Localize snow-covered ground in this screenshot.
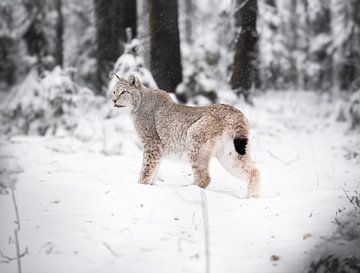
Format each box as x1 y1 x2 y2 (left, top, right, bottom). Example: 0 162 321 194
1 91 359 273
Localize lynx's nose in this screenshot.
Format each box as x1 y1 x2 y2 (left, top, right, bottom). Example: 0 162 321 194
112 98 117 103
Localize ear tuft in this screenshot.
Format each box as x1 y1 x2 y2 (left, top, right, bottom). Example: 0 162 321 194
128 74 136 86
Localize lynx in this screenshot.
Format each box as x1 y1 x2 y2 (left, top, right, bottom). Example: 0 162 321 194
112 75 260 198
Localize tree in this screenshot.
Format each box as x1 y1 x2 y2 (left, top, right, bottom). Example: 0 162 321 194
231 0 258 101
22 0 49 73
184 0 194 44
305 0 332 91
257 0 281 90
54 0 63 67
0 1 17 86
149 0 182 93
332 0 360 91
285 0 298 89
94 0 137 94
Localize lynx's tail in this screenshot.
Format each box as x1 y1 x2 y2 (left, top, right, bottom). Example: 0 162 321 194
233 138 248 155
233 120 249 155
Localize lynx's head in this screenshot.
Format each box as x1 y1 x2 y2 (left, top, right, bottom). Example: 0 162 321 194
112 74 142 111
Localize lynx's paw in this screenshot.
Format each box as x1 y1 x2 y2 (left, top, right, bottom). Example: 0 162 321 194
195 180 210 189
246 168 261 198
138 177 153 185
246 189 260 199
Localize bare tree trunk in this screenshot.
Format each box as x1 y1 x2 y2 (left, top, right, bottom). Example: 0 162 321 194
287 0 298 89
231 0 258 101
149 0 182 93
22 0 48 74
54 0 63 67
185 0 193 44
94 0 137 94
339 0 360 91
137 0 150 68
121 0 137 42
309 0 332 91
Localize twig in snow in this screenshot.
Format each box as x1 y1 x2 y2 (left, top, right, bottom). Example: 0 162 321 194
343 189 360 209
103 242 119 258
200 189 210 273
10 188 23 273
0 248 28 264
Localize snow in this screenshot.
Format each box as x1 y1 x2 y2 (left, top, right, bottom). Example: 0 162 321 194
1 91 359 273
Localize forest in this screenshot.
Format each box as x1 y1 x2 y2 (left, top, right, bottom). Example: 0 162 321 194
0 1 360 273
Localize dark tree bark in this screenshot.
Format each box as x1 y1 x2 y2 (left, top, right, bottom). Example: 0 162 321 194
185 0 193 44
149 0 182 93
94 0 137 94
309 0 332 91
287 0 298 88
122 0 137 41
22 0 48 73
54 0 63 67
231 0 258 101
339 0 360 91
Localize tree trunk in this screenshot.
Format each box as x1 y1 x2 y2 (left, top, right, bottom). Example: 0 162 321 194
231 0 258 101
287 0 298 89
149 0 182 93
340 0 360 91
94 0 137 94
22 0 48 73
121 0 137 42
185 0 193 44
54 0 63 67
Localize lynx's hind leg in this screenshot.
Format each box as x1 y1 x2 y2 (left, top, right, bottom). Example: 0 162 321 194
186 115 226 188
188 144 212 188
216 136 260 198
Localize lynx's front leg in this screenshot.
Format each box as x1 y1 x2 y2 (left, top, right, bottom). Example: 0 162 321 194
139 142 161 185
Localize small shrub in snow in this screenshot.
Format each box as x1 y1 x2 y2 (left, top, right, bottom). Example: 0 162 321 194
348 91 360 129
0 67 99 136
307 191 360 273
107 38 157 98
337 90 360 129
176 36 233 104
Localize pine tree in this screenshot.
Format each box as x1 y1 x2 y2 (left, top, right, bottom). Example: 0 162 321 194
231 0 258 101
54 0 63 67
149 0 182 93
94 0 137 94
305 0 332 91
22 0 49 73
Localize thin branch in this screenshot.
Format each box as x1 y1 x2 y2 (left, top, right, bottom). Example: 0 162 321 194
102 242 119 258
11 189 21 230
11 188 22 273
0 248 28 264
200 189 210 273
234 0 252 13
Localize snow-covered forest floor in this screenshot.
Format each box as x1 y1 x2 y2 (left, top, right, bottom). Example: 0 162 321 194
1 91 359 273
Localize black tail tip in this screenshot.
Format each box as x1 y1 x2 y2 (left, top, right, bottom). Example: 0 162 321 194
234 138 248 155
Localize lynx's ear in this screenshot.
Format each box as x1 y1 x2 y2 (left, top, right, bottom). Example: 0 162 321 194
128 74 141 88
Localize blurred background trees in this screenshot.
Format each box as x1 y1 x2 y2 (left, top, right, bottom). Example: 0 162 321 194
94 0 137 94
231 0 258 103
149 0 182 94
1 0 360 97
